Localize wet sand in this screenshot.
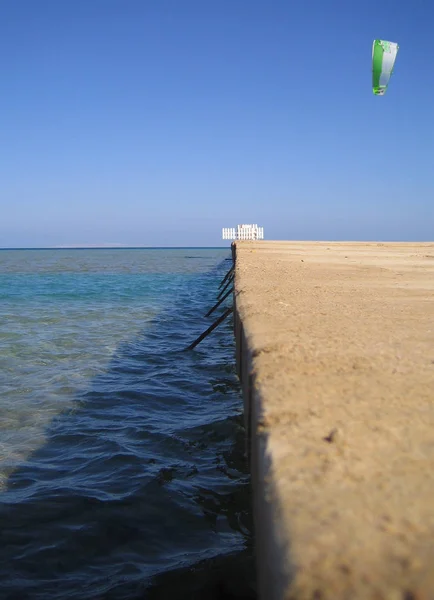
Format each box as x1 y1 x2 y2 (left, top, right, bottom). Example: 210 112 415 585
233 241 434 600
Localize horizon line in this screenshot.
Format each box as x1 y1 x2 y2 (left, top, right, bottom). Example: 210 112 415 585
0 245 231 250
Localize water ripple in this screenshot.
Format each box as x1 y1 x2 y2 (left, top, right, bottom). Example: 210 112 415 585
0 249 255 599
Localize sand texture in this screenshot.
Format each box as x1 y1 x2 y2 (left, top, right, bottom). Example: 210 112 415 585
233 241 434 600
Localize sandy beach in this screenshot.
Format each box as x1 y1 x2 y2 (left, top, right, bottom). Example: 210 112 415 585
234 241 434 600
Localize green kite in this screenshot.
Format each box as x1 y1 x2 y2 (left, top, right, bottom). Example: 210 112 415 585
372 39 399 96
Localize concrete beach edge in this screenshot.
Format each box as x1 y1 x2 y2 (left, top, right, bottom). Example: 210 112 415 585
232 240 434 600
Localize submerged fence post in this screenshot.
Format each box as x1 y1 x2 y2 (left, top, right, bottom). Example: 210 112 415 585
186 307 233 351
205 286 234 318
218 265 234 289
217 274 234 300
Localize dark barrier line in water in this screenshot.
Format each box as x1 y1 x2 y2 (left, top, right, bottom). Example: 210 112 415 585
205 286 234 318
218 273 234 300
218 265 234 289
185 254 236 350
186 307 233 351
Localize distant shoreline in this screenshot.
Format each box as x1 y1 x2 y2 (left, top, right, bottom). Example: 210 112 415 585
0 246 230 251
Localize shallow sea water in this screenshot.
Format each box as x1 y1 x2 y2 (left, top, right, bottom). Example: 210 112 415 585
0 248 255 599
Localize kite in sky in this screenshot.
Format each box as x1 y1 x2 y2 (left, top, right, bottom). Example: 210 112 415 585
372 39 399 96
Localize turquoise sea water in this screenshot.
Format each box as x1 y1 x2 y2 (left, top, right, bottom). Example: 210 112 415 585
0 248 254 599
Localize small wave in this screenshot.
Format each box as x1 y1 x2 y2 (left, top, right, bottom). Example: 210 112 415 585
0 249 254 599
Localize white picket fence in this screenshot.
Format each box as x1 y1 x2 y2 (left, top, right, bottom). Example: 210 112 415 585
222 224 264 240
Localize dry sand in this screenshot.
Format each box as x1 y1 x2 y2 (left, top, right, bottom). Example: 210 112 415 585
233 241 434 600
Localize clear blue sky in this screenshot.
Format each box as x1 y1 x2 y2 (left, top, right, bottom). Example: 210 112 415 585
1 0 433 247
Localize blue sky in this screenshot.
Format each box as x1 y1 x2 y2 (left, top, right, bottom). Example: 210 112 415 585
1 0 433 247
